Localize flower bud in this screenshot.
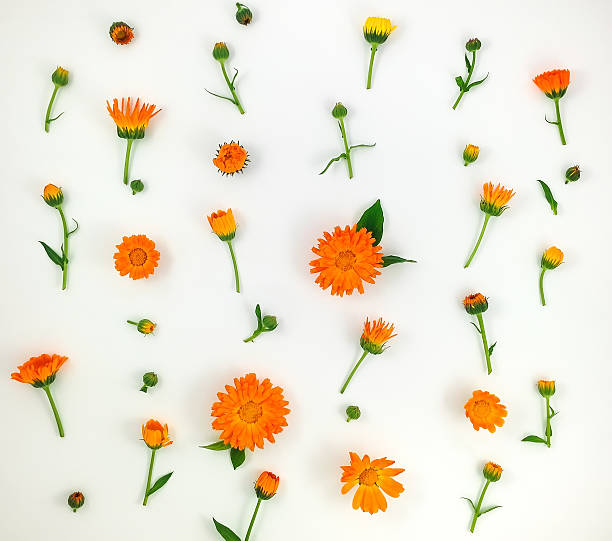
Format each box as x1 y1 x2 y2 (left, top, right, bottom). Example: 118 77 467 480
255 471 279 500
537 380 556 398
235 3 252 25
463 144 479 166
262 315 278 331
346 405 361 422
109 22 134 45
565 165 580 184
463 293 488 315
465 38 482 52
212 42 230 62
68 491 85 512
43 184 64 207
482 462 502 482
141 371 158 392
541 246 563 270
130 179 144 194
332 102 348 119
52 66 69 87
137 319 156 335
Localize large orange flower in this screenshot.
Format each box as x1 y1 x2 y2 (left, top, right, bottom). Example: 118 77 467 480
114 234 160 280
361 317 396 354
213 142 248 176
107 98 160 139
340 452 404 514
11 354 68 387
533 69 570 99
464 390 507 432
480 182 515 216
211 373 290 451
310 225 383 297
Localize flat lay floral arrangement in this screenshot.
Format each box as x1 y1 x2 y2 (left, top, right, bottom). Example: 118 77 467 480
5 1 605 540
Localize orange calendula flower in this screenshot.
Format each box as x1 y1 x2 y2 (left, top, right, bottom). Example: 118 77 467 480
107 98 160 140
109 21 134 45
213 142 249 176
340 452 404 514
467 461 504 532
207 209 240 292
43 183 63 207
539 246 564 306
533 69 570 145
310 225 383 297
114 234 160 280
142 419 173 450
255 471 280 500
463 144 479 166
483 462 502 482
464 390 507 432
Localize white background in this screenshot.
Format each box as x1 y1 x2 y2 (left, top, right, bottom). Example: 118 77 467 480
1 0 611 539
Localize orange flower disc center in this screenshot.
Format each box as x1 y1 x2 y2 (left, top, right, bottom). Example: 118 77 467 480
238 400 263 423
359 468 378 486
335 250 357 271
129 248 148 266
473 400 491 419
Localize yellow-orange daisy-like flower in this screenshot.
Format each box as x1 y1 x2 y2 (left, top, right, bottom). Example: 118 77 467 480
255 471 279 500
480 182 515 216
109 22 134 45
310 225 383 297
43 183 63 207
360 318 396 355
463 293 488 315
208 209 237 241
211 373 290 452
107 98 160 139
142 419 173 450
464 390 507 433
340 452 404 514
533 69 570 99
11 354 68 387
483 462 502 482
213 142 249 176
541 246 564 270
114 234 160 280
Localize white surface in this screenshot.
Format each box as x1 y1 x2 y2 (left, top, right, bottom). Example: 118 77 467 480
1 0 611 539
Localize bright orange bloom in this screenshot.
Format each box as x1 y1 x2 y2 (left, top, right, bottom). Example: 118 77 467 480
541 246 564 269
142 419 173 449
533 69 570 99
114 234 160 280
537 380 556 398
211 373 290 452
255 471 280 500
483 462 502 482
361 318 396 355
480 182 515 216
213 142 249 176
43 184 63 207
465 390 507 433
208 209 237 241
310 225 383 297
463 293 488 315
11 354 68 387
107 98 160 139
109 22 134 45
340 452 404 514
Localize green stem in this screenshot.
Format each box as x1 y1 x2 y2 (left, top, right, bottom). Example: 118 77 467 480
464 213 491 268
338 118 353 179
227 241 240 293
554 98 566 145
545 397 551 447
244 498 262 541
244 329 262 343
123 139 134 185
366 44 378 89
221 62 245 114
340 350 368 394
539 268 547 306
127 320 138 326
476 313 492 374
45 85 59 132
43 385 64 437
470 480 490 533
453 51 476 110
143 448 157 506
58 206 69 290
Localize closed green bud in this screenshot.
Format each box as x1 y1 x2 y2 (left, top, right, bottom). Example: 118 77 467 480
565 165 580 184
52 66 69 87
235 3 252 25
262 315 278 331
68 491 85 512
130 179 144 194
213 42 230 62
346 405 361 422
332 102 348 119
140 371 158 392
465 38 481 52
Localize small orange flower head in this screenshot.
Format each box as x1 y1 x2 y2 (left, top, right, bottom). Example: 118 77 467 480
463 144 479 166
11 354 68 388
541 246 564 270
107 98 160 139
360 317 396 355
483 462 502 483
213 142 249 176
114 234 160 280
480 182 515 216
109 22 134 45
208 209 237 241
43 184 63 207
533 69 570 99
464 390 507 433
538 380 556 398
464 293 488 315
340 452 404 514
68 491 85 512
137 319 156 335
142 419 173 450
255 471 279 500
52 66 69 87
213 42 230 62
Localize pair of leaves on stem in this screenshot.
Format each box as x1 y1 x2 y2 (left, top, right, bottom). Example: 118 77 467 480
39 219 79 269
469 322 497 357
200 440 246 470
146 471 173 497
320 143 376 175
455 53 489 92
462 497 502 516
213 518 241 541
537 180 558 215
205 68 240 106
522 405 559 444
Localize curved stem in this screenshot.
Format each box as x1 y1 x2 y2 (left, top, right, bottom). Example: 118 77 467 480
227 241 240 293
470 480 490 533
340 351 368 394
476 313 492 374
338 118 353 179
45 85 59 132
123 139 134 185
143 448 156 506
554 98 566 145
221 62 245 114
366 45 378 89
539 268 547 306
464 213 491 268
43 385 64 437
244 498 262 541
57 207 69 290
453 51 476 110
244 329 261 343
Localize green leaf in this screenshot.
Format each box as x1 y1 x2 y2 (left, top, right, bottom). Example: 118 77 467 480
230 447 246 469
39 241 64 268
466 73 489 90
488 342 497 356
461 497 476 510
464 53 471 71
522 435 547 444
212 518 242 541
455 75 466 90
549 406 559 418
537 180 558 215
200 441 231 451
356 199 384 246
254 304 263 329
319 152 346 175
470 322 482 334
478 505 502 516
545 423 553 437
146 472 173 496
381 255 416 267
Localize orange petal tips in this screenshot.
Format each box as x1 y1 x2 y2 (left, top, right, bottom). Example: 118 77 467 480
213 141 249 176
109 22 134 45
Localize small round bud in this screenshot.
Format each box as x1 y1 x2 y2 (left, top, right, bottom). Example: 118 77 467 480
235 3 252 25
255 471 279 500
465 38 482 52
537 380 556 398
52 66 69 87
43 184 64 207
262 315 278 331
212 42 230 62
346 405 361 422
565 165 580 184
68 491 85 512
332 102 348 119
137 319 156 335
463 144 479 166
463 293 488 315
482 462 502 483
130 179 144 194
541 246 564 270
141 371 158 392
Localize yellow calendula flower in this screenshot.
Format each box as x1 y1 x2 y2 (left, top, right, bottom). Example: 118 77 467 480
483 462 502 482
463 144 479 166
538 380 556 398
363 17 397 89
207 209 241 292
539 246 564 306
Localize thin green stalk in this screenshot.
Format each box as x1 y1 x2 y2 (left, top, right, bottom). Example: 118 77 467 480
338 118 353 179
539 268 547 306
58 206 69 290
545 397 551 447
143 448 157 506
464 213 491 268
453 51 476 110
340 351 368 394
127 320 138 326
470 480 490 533
43 385 64 437
45 85 59 132
244 330 261 343
366 44 378 89
227 241 240 293
554 98 566 145
123 139 134 185
476 313 492 375
244 498 262 541
220 62 245 114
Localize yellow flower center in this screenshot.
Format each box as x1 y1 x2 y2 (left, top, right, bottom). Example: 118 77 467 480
359 468 378 486
473 400 491 419
335 250 357 271
129 248 148 266
238 400 262 424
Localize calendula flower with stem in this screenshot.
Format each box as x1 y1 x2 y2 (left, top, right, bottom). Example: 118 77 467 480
463 462 503 533
340 318 396 394
539 246 564 306
244 304 278 342
141 419 173 506
206 42 245 114
363 17 397 89
533 69 570 145
207 209 241 293
11 353 68 437
127 318 156 335
39 184 79 290
522 380 558 447
464 293 496 374
464 182 515 268
452 39 488 110
45 67 69 132
320 102 375 180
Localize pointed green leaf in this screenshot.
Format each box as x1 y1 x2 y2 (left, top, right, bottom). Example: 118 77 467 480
461 497 476 510
464 53 471 71
545 423 553 437
470 322 482 334
549 406 559 418
356 199 384 246
522 435 547 444
466 73 489 90
319 153 346 175
455 75 466 90
230 447 246 470
200 441 232 451
255 304 263 329
478 505 502 516
212 518 242 541
146 472 173 496
488 342 497 356
39 241 65 268
537 180 558 215
381 255 416 267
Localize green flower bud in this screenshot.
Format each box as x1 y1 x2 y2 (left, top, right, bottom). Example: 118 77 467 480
235 3 252 25
346 405 361 422
130 179 144 194
262 315 278 331
52 66 69 87
332 102 348 119
213 42 230 62
465 38 481 52
68 491 85 512
141 371 158 392
565 165 580 184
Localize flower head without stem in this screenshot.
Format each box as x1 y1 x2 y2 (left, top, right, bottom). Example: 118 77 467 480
538 380 556 398
109 22 134 45
463 293 488 315
463 144 479 166
565 165 580 184
235 3 252 25
346 405 361 422
255 471 279 500
541 246 564 270
141 372 158 392
68 491 85 512
360 317 396 355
